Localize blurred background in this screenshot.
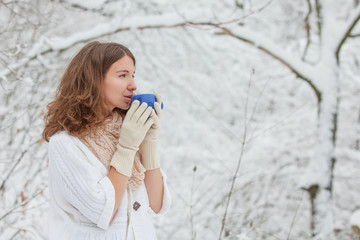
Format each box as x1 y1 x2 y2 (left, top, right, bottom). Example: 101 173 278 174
0 0 359 239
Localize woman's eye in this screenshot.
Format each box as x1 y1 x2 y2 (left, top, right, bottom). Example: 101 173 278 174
119 74 126 78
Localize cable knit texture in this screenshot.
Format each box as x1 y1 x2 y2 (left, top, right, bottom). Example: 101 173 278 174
80 111 146 190
47 131 172 239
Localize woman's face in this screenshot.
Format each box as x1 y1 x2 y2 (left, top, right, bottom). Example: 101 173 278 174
103 55 137 112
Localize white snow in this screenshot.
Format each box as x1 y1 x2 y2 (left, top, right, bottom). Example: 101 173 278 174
0 0 360 240
350 210 360 227
0 10 208 79
225 24 316 85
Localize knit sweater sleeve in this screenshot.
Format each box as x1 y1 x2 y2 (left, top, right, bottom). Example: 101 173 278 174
48 132 115 230
147 168 172 217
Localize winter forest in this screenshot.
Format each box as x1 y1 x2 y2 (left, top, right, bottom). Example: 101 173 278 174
0 0 360 239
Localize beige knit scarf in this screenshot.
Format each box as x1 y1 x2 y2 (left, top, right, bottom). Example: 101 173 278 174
81 111 146 190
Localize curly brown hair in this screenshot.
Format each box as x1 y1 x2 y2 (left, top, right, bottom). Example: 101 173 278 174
42 41 136 142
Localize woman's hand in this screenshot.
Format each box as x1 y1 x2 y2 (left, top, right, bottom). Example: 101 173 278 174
110 100 154 177
118 100 154 150
140 92 163 170
150 92 162 130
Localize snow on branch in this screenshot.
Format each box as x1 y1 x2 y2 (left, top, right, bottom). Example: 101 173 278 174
0 37 51 82
335 4 360 63
217 26 319 93
0 10 203 80
45 11 203 50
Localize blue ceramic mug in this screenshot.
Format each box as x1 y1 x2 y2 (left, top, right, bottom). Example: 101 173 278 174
131 94 164 110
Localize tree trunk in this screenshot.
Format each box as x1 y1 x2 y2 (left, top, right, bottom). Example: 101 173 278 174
302 64 339 239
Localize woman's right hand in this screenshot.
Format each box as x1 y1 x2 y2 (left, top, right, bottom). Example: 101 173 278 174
118 100 154 150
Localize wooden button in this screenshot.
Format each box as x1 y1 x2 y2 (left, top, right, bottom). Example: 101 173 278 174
133 201 141 211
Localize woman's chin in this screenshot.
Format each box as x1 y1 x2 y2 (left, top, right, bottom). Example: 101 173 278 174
118 102 131 110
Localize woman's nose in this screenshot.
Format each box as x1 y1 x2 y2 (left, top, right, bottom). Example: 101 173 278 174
128 78 137 91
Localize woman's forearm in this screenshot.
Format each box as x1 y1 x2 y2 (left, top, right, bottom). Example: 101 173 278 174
108 166 129 222
144 168 164 213
107 166 164 223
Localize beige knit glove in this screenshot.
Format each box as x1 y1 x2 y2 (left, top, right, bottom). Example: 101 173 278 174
110 100 154 177
140 92 162 170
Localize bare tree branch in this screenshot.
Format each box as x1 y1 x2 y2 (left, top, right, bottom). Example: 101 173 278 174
0 186 46 221
194 0 274 27
302 0 313 61
349 32 360 37
355 0 360 7
335 5 360 64
218 73 253 240
190 166 197 240
212 26 321 102
176 5 322 102
0 140 39 192
315 0 322 41
0 149 28 192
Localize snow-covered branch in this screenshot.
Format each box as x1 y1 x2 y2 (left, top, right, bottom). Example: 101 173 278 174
0 11 203 80
45 11 201 50
216 26 320 98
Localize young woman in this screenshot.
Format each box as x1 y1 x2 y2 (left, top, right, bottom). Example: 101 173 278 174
43 41 171 239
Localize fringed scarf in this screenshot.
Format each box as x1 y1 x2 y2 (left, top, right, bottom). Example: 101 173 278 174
81 111 146 190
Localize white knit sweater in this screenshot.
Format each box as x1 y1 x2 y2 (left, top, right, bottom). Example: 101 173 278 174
47 131 171 240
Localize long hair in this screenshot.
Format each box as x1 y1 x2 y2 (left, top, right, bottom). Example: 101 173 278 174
42 41 136 142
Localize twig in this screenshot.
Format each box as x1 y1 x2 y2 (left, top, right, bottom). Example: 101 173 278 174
335 6 360 64
0 149 28 192
0 139 40 192
175 0 274 31
302 0 313 61
314 0 322 42
190 166 197 240
0 186 46 221
9 229 21 240
286 192 304 239
246 100 310 144
218 71 253 240
245 71 270 141
218 139 247 240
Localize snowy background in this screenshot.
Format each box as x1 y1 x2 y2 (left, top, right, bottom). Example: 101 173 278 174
0 0 360 239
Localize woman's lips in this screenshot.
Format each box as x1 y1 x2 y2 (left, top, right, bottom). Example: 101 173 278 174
124 96 132 102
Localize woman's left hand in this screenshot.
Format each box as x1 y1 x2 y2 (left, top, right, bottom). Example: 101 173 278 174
139 92 163 170
150 92 162 130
